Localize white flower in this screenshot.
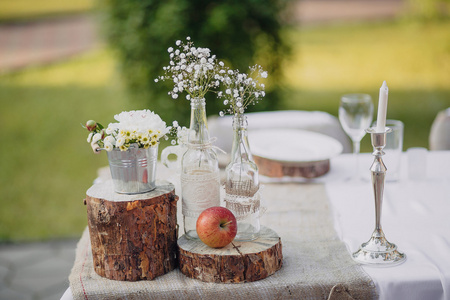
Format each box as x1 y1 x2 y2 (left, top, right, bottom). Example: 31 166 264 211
156 38 223 101
218 64 267 115
104 141 113 152
92 133 102 144
91 142 100 153
106 127 114 135
104 135 116 145
116 137 125 147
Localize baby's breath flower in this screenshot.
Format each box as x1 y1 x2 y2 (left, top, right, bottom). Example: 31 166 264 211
156 37 226 101
217 64 267 116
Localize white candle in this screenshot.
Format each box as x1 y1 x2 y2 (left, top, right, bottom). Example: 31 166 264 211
376 80 389 132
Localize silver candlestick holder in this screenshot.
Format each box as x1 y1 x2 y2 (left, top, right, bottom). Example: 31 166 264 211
352 127 406 266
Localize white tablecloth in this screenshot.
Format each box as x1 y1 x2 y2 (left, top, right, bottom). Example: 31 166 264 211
325 151 450 300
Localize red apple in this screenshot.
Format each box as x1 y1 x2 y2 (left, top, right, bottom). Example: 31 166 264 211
196 206 237 248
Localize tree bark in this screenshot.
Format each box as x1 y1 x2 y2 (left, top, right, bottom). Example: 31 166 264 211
85 180 178 281
178 226 282 283
254 155 330 178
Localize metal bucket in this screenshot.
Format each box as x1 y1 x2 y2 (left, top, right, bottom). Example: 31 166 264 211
107 144 158 194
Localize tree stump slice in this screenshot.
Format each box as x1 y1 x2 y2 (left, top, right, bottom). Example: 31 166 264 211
254 155 330 178
178 226 282 283
85 180 178 281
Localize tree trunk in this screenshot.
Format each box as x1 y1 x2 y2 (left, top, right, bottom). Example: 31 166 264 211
178 226 282 283
254 155 330 178
85 180 178 281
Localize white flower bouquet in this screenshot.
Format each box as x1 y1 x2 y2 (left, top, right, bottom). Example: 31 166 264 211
217 65 267 116
155 37 226 101
84 110 171 153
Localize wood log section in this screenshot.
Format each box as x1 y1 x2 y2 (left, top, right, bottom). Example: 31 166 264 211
178 226 282 283
85 180 178 281
254 155 330 178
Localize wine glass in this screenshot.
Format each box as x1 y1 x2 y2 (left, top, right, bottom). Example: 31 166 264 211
339 94 374 180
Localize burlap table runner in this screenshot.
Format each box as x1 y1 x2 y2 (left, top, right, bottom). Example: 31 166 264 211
69 183 377 299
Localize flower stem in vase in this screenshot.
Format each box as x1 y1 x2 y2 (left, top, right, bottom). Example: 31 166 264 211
181 98 221 240
225 114 261 241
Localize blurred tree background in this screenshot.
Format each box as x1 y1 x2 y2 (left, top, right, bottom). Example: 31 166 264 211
100 0 290 126
0 0 449 241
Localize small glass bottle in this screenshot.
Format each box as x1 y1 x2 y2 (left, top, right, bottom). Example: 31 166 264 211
180 98 221 239
225 114 261 241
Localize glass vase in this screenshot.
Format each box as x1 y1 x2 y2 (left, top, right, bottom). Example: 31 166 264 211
225 114 261 241
181 98 221 240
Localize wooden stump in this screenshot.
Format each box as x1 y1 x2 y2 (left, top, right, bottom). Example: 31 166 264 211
85 180 178 281
254 155 330 178
178 226 282 283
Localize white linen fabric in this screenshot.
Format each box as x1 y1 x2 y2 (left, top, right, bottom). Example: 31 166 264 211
326 151 450 300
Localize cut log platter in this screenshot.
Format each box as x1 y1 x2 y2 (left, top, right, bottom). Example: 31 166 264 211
178 226 282 283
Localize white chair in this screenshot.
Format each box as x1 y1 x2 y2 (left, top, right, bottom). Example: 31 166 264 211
429 108 450 150
208 110 352 153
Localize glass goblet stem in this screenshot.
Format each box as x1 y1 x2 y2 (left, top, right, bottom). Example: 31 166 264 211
352 140 361 180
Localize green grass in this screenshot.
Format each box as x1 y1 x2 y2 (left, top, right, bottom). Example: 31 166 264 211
0 19 449 241
0 0 94 22
0 49 135 240
280 20 450 151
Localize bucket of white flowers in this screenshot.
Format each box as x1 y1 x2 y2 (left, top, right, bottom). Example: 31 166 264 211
84 110 171 194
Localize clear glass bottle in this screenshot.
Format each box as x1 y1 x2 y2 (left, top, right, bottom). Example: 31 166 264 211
225 114 261 241
180 98 221 240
